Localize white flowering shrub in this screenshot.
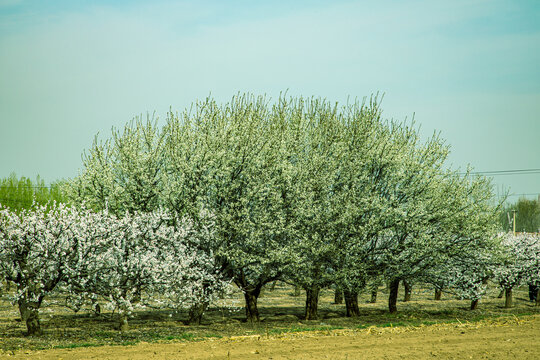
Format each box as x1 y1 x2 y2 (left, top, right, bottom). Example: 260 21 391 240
493 232 540 306
0 202 84 335
423 234 503 310
0 203 226 334
63 208 227 330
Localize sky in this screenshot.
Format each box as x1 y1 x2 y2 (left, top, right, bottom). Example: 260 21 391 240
1 0 539 202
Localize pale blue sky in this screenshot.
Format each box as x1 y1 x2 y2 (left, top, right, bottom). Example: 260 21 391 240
1 0 539 201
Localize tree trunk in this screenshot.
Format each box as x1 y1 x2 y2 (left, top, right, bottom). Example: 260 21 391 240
304 286 320 320
434 288 442 300
293 285 301 297
92 302 101 316
504 287 513 308
344 290 360 317
370 289 377 303
388 279 400 313
535 288 540 307
132 286 141 304
269 281 277 291
403 280 412 302
18 300 42 336
119 313 129 332
334 286 343 304
470 299 479 310
188 301 208 325
244 287 261 322
90 295 101 316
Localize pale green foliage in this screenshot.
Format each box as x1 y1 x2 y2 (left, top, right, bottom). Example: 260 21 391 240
0 173 66 212
163 95 294 293
500 198 540 233
67 115 164 215
68 93 502 316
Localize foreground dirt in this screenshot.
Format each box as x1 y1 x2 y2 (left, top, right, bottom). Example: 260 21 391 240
2 316 539 360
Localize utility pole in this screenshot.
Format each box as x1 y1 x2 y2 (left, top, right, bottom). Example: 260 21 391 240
512 209 517 235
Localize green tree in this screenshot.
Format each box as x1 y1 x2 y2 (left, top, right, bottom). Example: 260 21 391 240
0 173 66 212
67 115 164 215
500 198 540 233
163 95 293 322
68 93 502 320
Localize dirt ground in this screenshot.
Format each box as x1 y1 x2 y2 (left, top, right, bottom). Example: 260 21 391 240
2 316 539 360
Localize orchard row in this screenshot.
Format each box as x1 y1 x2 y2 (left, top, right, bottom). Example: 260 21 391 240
1 202 539 336
2 94 539 335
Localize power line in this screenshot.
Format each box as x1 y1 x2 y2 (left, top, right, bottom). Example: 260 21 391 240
0 185 58 189
501 193 540 197
464 168 540 176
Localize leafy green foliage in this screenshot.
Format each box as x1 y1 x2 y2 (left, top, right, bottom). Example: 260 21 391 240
66 93 502 318
0 173 66 212
500 198 540 233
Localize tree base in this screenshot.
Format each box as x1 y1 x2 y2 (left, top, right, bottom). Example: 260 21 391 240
388 279 400 313
304 287 320 320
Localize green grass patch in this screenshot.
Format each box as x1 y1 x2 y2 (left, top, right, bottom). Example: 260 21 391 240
54 343 100 349
268 325 344 335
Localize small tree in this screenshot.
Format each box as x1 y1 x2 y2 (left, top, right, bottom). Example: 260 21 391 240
0 203 81 335
64 209 226 331
494 233 540 308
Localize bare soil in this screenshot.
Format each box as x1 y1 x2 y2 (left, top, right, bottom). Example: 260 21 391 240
2 316 539 359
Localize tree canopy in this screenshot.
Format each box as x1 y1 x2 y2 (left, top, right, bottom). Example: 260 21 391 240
66 93 502 320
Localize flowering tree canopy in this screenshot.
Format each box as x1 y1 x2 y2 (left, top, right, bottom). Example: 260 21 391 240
66 93 502 320
0 203 226 334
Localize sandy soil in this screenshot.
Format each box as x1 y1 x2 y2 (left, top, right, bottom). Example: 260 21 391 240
2 316 539 360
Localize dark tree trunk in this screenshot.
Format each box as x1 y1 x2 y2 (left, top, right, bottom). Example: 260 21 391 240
470 299 479 310
403 280 412 302
334 286 343 304
92 302 101 316
304 286 320 320
370 289 378 303
132 286 141 304
188 301 209 325
388 279 400 313
536 288 540 307
244 287 261 322
344 290 360 317
504 287 513 308
434 288 442 300
18 300 42 336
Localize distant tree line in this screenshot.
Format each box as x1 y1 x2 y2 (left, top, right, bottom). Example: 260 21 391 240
0 173 66 212
500 197 540 233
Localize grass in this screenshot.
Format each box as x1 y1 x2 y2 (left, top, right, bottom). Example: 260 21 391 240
1 282 539 352
267 325 345 335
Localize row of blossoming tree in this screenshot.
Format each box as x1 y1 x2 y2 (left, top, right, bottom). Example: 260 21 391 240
2 94 539 335
0 204 227 335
